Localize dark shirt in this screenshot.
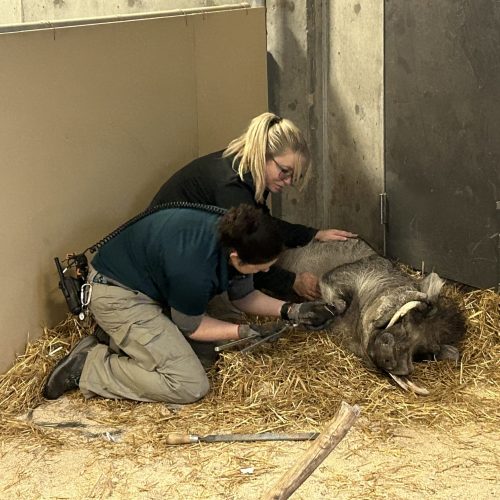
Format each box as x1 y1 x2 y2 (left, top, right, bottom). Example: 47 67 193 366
150 151 318 296
91 208 230 317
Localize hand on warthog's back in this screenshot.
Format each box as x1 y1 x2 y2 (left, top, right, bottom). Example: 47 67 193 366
315 229 358 241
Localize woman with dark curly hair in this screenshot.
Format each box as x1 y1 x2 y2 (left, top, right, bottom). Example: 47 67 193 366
43 204 335 404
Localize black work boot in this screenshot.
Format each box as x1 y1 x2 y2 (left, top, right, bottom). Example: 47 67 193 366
43 336 98 400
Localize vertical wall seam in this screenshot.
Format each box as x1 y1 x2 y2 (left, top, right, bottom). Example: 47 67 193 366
382 0 387 255
191 14 200 157
321 0 329 227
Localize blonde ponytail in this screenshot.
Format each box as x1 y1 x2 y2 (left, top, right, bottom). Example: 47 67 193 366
223 112 311 203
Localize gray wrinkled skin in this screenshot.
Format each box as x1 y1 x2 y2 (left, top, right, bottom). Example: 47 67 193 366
278 240 466 376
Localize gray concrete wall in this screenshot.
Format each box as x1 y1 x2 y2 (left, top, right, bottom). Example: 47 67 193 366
328 0 384 248
267 0 384 250
266 0 320 228
0 1 248 25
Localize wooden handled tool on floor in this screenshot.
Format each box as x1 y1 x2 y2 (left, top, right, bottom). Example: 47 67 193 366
165 431 319 445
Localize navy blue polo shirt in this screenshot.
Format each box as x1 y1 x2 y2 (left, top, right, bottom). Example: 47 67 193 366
91 207 230 316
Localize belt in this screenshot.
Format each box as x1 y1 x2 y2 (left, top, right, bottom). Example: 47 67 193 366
92 273 120 287
92 272 138 294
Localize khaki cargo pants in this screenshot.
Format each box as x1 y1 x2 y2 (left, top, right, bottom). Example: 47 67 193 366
79 267 209 403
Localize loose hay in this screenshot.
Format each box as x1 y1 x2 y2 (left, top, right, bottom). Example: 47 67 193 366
0 286 498 454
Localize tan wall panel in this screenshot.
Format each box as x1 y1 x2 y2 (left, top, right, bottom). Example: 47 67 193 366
0 17 197 373
0 9 267 373
194 8 268 154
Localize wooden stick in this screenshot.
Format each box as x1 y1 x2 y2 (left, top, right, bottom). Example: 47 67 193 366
261 401 361 500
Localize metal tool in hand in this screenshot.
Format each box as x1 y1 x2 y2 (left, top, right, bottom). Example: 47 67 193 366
165 431 319 445
214 321 296 354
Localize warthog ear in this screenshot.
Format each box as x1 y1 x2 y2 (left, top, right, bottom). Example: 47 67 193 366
420 272 444 304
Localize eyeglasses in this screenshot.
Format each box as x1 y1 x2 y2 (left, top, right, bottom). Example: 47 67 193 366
272 158 294 181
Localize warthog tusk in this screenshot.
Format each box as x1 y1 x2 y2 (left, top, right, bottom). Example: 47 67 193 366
389 373 430 396
405 378 430 396
386 301 425 328
389 372 409 391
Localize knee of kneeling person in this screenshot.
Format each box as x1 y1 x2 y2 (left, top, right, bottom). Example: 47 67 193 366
163 371 210 404
186 377 210 403
181 375 210 403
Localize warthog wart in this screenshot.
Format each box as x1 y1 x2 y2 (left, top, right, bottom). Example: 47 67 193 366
278 239 466 394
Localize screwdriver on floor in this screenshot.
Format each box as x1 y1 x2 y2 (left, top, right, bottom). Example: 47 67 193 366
165 431 319 445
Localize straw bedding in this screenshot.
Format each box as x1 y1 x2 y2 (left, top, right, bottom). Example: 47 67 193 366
0 286 498 454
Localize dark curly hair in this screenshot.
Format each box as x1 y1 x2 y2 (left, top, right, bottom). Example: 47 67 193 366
219 204 284 264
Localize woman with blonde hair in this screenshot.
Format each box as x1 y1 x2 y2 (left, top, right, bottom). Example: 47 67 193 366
151 112 356 300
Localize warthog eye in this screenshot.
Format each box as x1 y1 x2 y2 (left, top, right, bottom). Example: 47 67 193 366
427 306 438 317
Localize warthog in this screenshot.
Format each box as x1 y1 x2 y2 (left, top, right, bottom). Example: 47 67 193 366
278 239 466 394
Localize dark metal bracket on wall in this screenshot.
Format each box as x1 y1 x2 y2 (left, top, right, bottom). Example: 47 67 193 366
379 193 387 257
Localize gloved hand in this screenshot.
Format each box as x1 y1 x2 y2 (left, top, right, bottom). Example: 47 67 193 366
238 322 286 340
281 301 336 330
